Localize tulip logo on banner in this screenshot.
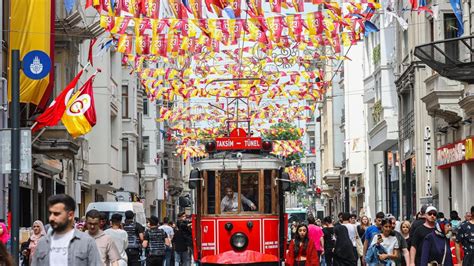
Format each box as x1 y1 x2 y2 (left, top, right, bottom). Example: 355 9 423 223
62 76 97 138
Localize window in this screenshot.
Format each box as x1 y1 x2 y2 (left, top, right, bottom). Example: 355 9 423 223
122 138 129 173
207 171 216 214
264 170 273 214
240 173 259 211
143 96 149 116
219 172 259 213
444 13 459 61
122 85 129 118
142 136 150 163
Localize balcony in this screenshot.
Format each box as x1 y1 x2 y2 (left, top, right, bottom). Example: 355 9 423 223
414 36 474 84
32 127 80 160
459 92 474 118
371 100 383 125
368 116 398 151
421 72 463 123
55 0 104 41
323 170 341 187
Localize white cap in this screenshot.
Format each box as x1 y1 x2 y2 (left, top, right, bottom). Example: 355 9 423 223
426 206 437 213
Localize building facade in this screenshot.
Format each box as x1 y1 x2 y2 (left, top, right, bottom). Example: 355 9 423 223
362 6 400 219
394 0 434 219
320 64 345 217
342 44 369 217
414 2 474 215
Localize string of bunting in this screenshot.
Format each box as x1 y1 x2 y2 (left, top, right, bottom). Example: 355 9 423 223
285 165 307 183
85 0 384 159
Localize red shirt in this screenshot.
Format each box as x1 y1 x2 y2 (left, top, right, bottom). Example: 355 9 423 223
286 239 320 266
450 240 464 264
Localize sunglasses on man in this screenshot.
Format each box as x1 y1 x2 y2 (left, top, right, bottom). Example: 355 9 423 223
427 211 437 217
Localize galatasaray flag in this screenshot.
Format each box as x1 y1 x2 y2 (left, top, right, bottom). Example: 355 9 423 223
9 0 52 105
62 75 97 138
32 69 85 132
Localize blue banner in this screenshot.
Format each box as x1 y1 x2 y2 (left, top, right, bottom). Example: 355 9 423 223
450 0 464 37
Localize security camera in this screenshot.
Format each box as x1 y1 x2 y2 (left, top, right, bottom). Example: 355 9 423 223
236 152 243 159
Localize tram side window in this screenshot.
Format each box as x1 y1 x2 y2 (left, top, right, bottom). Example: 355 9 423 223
264 170 272 214
220 172 239 213
207 171 215 214
240 173 259 212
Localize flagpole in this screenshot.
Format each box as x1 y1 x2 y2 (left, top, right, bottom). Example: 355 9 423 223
30 121 38 130
31 127 47 144
82 61 91 71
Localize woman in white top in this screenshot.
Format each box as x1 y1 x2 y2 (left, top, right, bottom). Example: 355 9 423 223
105 214 129 266
370 219 399 266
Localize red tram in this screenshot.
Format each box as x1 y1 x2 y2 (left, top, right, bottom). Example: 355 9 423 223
188 128 291 265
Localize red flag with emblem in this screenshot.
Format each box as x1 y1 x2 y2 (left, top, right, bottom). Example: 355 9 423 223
32 69 85 132
62 75 97 138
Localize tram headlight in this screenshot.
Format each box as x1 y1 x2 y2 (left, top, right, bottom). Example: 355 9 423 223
230 232 248 251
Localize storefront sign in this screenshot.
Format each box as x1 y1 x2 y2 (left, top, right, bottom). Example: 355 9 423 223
436 136 474 169
424 127 432 174
424 127 432 196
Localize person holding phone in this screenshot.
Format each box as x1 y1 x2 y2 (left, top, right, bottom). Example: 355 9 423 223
368 219 399 265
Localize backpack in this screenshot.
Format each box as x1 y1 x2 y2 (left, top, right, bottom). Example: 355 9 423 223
123 222 141 250
147 228 166 256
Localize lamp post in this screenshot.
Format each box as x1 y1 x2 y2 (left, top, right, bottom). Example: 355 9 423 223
10 49 21 264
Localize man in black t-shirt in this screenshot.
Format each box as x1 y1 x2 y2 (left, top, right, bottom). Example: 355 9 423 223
123 210 145 266
322 216 335 266
143 215 168 265
410 206 436 266
409 204 428 241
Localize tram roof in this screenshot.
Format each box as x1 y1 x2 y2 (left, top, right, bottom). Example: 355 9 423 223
192 153 285 171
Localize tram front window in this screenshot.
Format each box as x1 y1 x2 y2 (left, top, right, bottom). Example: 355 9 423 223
220 187 256 212
220 172 258 213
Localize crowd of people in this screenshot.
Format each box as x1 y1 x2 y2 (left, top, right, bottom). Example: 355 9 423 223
0 194 473 266
286 205 474 266
0 194 193 266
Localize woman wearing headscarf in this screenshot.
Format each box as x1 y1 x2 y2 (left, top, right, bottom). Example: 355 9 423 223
420 219 454 266
0 222 10 245
27 220 46 264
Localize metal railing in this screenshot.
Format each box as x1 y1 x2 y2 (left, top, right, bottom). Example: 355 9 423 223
399 110 414 140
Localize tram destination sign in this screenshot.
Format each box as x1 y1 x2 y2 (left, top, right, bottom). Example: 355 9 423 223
215 137 262 150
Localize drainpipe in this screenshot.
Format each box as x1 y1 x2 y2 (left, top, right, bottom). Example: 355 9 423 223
0 78 7 220
462 0 470 36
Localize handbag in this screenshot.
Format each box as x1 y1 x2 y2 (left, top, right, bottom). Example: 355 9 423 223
355 227 364 257
427 239 447 266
